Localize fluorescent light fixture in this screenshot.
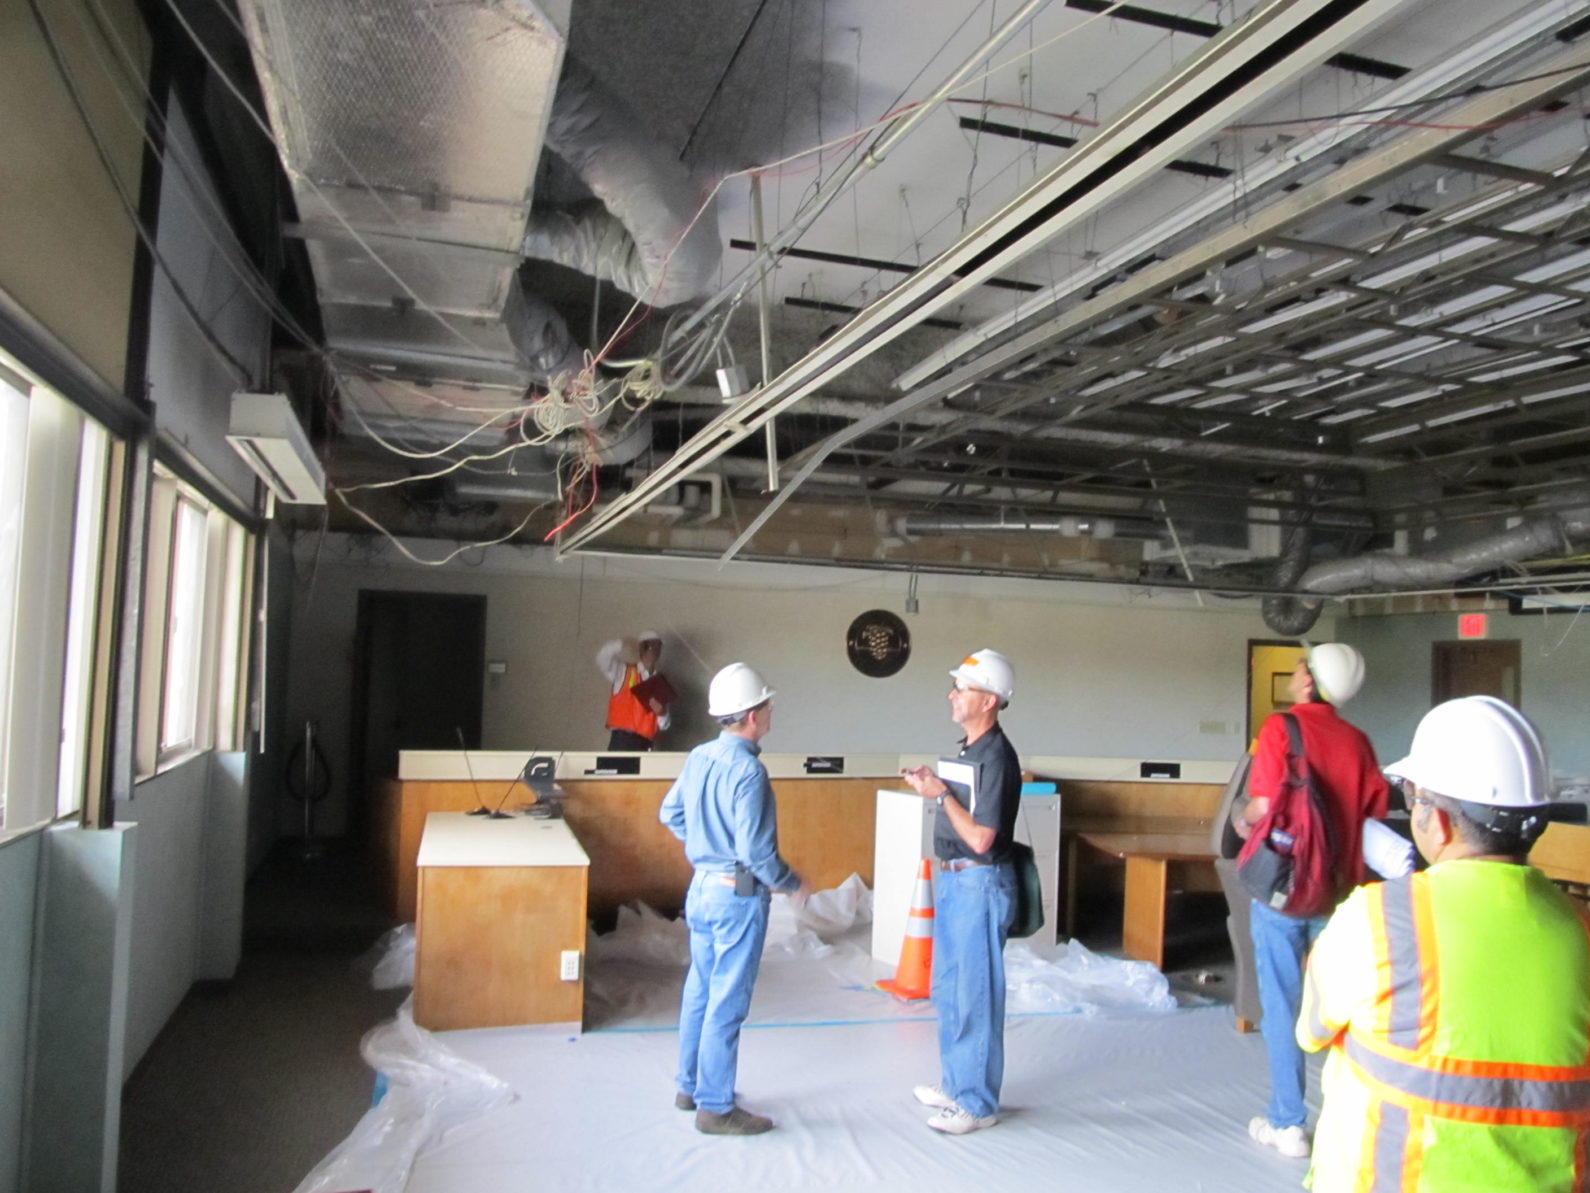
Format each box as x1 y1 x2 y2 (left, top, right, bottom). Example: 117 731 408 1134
226 392 327 505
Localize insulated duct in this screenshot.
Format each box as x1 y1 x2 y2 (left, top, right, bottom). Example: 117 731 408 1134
1299 506 1590 596
523 58 721 308
1261 505 1324 637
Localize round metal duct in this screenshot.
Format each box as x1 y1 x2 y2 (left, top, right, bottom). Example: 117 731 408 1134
846 610 910 678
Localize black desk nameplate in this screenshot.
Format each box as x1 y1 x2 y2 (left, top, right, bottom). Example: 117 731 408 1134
804 756 844 774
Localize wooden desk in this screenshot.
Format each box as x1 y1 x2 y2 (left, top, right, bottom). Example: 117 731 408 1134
413 813 589 1031
1077 828 1216 971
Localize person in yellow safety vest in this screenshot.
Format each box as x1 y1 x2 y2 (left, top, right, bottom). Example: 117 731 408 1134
596 632 671 750
1298 696 1590 1193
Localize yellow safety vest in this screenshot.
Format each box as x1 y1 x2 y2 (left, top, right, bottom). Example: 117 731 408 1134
1299 861 1590 1192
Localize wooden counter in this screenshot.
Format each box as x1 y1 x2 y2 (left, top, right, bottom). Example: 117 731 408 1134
377 775 888 923
413 813 589 1031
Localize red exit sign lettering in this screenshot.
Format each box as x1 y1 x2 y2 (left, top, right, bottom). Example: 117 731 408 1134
1458 612 1488 639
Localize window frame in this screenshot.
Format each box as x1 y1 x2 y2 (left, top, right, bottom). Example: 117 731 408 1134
135 469 255 777
0 366 116 833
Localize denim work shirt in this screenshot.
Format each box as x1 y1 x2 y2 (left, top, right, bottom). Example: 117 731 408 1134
659 732 798 893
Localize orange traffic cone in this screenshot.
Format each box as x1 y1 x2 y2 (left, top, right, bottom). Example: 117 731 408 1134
877 859 935 1000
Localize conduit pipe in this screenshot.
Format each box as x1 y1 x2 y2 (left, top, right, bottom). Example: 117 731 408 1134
893 513 1124 539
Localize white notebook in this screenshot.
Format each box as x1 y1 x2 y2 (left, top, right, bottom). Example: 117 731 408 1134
936 758 977 814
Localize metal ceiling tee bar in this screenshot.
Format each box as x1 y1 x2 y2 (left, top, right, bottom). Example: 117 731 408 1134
855 45 1590 465
558 0 1403 555
896 2 1582 390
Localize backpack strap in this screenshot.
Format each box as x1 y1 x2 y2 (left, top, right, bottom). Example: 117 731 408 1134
1282 711 1345 895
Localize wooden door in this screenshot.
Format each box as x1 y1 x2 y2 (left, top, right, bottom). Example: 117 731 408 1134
350 591 486 844
1431 639 1520 706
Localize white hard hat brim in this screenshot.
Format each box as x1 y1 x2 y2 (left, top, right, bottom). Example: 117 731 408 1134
1385 752 1558 810
637 631 662 643
710 686 776 718
947 664 990 691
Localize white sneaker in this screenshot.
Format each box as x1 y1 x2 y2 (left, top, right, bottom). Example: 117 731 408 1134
927 1105 998 1135
1248 1116 1310 1158
913 1084 956 1110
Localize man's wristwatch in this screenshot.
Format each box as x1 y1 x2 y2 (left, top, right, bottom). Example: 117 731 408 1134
935 791 950 808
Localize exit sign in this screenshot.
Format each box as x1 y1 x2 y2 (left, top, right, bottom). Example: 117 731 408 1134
1458 613 1488 639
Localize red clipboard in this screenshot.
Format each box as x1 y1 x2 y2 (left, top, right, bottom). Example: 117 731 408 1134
629 672 678 707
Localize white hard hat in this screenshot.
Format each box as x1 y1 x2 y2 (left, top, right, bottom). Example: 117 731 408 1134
1385 696 1552 809
1303 641 1365 705
707 662 776 718
637 630 662 644
948 648 1015 705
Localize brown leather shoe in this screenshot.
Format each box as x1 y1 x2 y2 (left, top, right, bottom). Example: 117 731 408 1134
695 1106 773 1135
674 1092 696 1111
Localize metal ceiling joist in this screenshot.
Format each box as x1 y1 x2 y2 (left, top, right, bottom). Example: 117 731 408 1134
556 0 1411 555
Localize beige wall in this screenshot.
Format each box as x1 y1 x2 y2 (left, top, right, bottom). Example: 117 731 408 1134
288 535 1283 837
0 0 148 390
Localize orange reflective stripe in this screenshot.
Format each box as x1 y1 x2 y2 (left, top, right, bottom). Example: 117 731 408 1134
1362 882 1398 1044
1345 1036 1590 1126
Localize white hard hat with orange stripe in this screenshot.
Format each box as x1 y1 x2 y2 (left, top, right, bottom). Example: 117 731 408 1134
948 649 1014 706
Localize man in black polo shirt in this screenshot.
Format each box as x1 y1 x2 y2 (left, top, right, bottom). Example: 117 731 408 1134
900 648 1021 1135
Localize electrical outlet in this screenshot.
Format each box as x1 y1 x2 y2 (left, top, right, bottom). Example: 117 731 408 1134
1199 720 1227 735
560 950 581 982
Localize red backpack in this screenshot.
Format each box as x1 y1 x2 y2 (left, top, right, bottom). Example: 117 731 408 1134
1235 713 1343 918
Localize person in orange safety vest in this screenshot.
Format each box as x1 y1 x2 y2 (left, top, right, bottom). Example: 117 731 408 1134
1299 696 1590 1192
596 632 671 750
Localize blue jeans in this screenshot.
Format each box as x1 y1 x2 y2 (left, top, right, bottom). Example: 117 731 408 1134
676 873 770 1114
1249 899 1326 1129
932 863 1016 1118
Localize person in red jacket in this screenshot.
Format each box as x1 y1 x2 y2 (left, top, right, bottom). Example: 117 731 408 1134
596 632 671 750
1235 641 1389 1159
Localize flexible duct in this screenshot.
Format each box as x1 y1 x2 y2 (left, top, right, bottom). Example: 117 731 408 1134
1261 507 1323 637
503 277 585 383
1299 509 1590 596
523 58 721 308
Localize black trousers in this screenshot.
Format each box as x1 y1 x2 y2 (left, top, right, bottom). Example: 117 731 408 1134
607 728 654 751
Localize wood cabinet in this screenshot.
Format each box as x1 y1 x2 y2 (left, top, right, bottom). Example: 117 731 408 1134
413 813 588 1031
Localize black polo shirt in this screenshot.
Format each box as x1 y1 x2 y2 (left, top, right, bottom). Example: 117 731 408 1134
932 721 1021 864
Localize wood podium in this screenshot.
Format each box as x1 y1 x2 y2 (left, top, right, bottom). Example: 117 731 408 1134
413 812 589 1031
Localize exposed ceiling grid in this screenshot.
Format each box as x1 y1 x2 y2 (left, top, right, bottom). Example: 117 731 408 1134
123 0 1590 610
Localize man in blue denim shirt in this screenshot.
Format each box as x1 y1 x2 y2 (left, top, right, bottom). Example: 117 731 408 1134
900 649 1021 1135
659 662 810 1135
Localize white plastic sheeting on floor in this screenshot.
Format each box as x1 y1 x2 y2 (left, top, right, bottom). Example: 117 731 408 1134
583 875 1179 1030
376 879 1318 1192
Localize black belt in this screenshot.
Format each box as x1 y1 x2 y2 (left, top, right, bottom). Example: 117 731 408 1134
937 857 991 872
